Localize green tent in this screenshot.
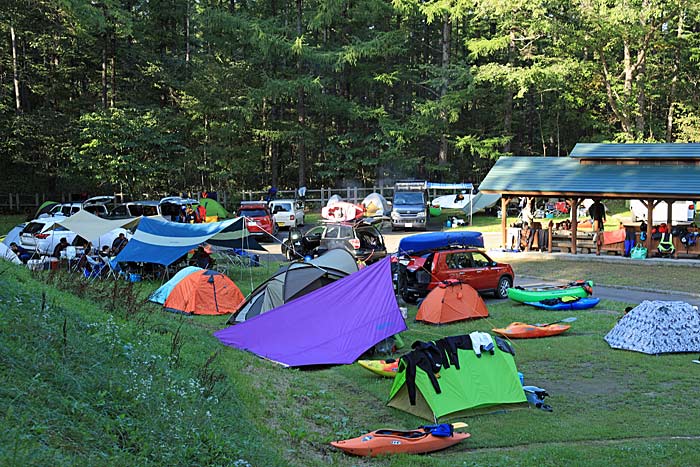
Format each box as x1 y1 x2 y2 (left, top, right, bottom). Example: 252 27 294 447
387 335 526 420
199 198 229 219
35 200 59 218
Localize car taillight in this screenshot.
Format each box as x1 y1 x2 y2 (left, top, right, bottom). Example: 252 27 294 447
290 215 295 220
34 233 49 239
350 238 360 249
689 204 694 210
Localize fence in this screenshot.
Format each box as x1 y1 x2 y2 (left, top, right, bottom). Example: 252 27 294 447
239 186 396 206
0 185 461 213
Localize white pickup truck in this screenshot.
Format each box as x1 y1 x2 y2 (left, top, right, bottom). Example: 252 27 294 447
630 200 696 225
269 199 305 228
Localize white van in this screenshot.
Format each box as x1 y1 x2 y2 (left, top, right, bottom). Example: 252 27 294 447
269 199 305 228
629 200 695 225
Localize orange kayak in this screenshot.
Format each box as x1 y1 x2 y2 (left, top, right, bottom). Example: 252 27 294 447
357 359 399 378
331 424 470 457
492 322 571 339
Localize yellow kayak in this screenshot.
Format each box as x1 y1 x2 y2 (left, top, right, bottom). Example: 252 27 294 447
357 359 399 378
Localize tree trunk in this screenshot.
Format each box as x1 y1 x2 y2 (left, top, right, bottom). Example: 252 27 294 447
185 0 190 66
10 24 21 114
635 58 646 137
102 35 108 109
438 13 451 168
666 11 684 142
110 32 116 108
503 31 515 153
296 0 306 187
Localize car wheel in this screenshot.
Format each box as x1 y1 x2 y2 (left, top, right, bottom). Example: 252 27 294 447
400 291 417 304
495 276 513 299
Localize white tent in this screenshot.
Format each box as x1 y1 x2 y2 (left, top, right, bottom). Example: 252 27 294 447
55 210 141 246
0 243 22 265
604 300 700 354
361 193 390 217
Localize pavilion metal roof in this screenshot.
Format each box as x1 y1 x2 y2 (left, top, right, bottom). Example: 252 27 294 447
570 143 700 159
478 156 700 199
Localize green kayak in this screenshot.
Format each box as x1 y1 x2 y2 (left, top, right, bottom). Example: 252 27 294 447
507 280 594 303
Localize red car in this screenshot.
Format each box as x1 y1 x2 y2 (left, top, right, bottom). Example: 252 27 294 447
237 203 278 241
397 247 514 302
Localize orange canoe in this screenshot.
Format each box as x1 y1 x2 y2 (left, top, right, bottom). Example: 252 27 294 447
331 425 470 457
492 322 571 339
357 359 399 378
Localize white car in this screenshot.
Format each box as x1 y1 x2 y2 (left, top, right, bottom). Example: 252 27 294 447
269 199 305 228
20 218 131 255
630 200 695 225
38 202 83 218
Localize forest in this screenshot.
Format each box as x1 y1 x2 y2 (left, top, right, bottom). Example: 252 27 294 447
1 0 699 195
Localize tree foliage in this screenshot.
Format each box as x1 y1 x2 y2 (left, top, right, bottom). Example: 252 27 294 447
1 0 699 194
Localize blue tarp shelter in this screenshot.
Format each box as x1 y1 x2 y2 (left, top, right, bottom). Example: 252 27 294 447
115 217 262 266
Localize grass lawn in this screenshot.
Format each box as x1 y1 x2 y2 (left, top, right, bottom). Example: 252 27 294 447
0 214 27 237
3 245 700 465
504 255 700 292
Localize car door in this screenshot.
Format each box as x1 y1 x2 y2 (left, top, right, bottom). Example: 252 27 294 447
440 251 473 283
303 226 324 250
469 251 498 291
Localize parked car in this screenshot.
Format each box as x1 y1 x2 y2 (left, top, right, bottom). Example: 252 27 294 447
282 221 387 263
629 200 695 225
20 219 78 254
269 199 305 228
396 247 514 303
83 196 117 217
20 218 131 255
108 201 161 219
38 202 83 218
238 202 278 240
281 225 324 260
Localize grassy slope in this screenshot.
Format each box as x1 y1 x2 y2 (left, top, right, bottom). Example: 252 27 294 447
3 254 700 466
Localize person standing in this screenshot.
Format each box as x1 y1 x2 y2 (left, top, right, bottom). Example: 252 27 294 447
588 199 606 231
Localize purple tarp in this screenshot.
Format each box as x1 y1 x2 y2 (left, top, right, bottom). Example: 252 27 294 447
214 257 407 367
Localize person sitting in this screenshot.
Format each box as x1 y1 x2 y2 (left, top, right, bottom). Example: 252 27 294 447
185 205 196 223
52 237 70 258
9 242 32 263
99 245 111 258
190 245 213 269
111 233 128 255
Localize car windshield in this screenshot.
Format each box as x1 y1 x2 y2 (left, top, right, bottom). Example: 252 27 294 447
394 192 424 205
241 209 268 218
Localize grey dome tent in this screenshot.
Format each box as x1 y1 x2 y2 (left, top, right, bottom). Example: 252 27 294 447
604 300 700 354
229 248 359 323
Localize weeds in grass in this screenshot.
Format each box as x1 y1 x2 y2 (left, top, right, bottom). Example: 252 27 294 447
197 350 228 399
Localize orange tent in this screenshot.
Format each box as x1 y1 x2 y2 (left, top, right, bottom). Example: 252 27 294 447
164 270 244 315
416 280 488 324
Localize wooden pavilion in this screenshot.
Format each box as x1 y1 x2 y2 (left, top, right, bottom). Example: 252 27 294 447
478 143 700 255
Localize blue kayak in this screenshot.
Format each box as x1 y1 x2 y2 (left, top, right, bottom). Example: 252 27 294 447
524 297 601 311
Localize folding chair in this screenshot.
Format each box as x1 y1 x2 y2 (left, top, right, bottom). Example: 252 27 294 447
105 258 124 280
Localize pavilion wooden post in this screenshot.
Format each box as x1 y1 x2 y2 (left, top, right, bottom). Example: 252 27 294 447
570 197 579 254
548 220 553 253
666 200 673 226
646 199 654 251
501 196 509 248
